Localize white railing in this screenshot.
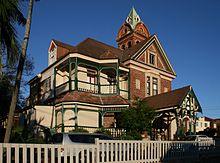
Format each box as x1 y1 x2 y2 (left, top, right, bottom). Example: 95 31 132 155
0 140 216 163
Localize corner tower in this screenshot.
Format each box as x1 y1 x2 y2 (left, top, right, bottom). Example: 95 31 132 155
116 7 150 50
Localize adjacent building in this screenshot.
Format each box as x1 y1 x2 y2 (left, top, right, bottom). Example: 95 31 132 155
27 7 202 140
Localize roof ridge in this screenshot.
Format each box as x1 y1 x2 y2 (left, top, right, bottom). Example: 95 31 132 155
76 37 122 52
52 39 75 49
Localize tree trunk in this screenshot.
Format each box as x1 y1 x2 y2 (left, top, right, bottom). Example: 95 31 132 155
4 0 34 143
0 43 2 80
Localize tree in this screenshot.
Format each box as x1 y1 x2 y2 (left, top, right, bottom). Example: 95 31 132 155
117 98 157 140
0 55 34 127
4 0 34 143
0 0 26 79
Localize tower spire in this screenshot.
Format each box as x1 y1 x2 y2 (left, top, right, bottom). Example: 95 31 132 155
116 7 150 50
126 7 141 30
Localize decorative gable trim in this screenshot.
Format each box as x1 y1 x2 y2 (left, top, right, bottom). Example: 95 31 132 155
48 40 57 53
179 86 202 113
131 35 176 76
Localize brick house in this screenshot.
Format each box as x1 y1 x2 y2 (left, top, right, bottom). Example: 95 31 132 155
28 7 201 140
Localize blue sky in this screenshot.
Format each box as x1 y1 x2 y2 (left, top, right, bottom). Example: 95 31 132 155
19 0 220 118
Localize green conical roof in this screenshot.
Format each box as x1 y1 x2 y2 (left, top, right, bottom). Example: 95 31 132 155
126 7 141 30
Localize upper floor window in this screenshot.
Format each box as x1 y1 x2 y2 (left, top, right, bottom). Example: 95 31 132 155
149 53 155 65
152 78 158 95
108 76 117 94
87 69 97 92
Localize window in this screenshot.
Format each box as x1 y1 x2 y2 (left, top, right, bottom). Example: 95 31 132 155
152 78 158 95
204 123 207 128
87 69 97 92
147 77 150 95
136 79 140 89
149 53 155 65
136 40 140 44
108 76 116 94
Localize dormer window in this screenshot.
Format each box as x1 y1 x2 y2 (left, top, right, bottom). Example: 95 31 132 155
149 53 155 65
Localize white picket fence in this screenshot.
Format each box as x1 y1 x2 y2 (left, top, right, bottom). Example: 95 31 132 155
0 139 216 163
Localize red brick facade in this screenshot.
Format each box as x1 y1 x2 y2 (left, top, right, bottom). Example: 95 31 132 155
104 113 115 128
130 68 146 100
161 78 171 93
130 67 172 100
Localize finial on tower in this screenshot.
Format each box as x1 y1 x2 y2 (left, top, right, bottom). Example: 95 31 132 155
126 7 141 30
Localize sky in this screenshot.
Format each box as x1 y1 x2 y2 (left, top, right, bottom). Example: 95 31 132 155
18 0 220 118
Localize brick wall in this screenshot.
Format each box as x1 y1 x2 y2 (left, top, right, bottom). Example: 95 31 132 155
130 68 146 100
161 78 171 93
104 113 115 128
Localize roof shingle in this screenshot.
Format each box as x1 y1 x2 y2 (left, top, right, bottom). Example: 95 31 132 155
143 86 191 110
55 91 129 105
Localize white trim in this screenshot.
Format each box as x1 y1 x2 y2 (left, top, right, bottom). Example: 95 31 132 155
119 66 129 72
70 53 118 64
48 40 58 53
145 73 160 96
156 106 177 112
126 60 176 79
55 101 129 108
160 74 173 81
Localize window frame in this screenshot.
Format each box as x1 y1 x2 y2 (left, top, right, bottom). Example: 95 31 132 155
149 53 155 65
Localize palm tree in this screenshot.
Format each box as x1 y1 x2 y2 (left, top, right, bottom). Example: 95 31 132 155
0 0 26 80
4 0 34 143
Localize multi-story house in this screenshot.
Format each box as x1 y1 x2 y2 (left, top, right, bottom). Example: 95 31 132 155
28 8 202 140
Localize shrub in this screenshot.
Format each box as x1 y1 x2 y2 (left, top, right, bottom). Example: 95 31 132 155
94 127 111 136
71 127 89 133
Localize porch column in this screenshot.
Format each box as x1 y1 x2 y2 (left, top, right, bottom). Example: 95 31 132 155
61 104 64 132
74 104 78 129
181 113 184 137
116 63 120 95
99 111 105 127
75 58 78 90
68 58 72 91
53 67 57 97
55 110 58 128
128 70 130 100
98 69 101 94
175 110 180 139
189 96 193 134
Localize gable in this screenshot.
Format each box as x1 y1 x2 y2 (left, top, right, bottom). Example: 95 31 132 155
134 35 176 76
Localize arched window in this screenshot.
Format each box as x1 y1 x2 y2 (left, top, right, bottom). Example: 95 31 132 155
136 40 140 44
